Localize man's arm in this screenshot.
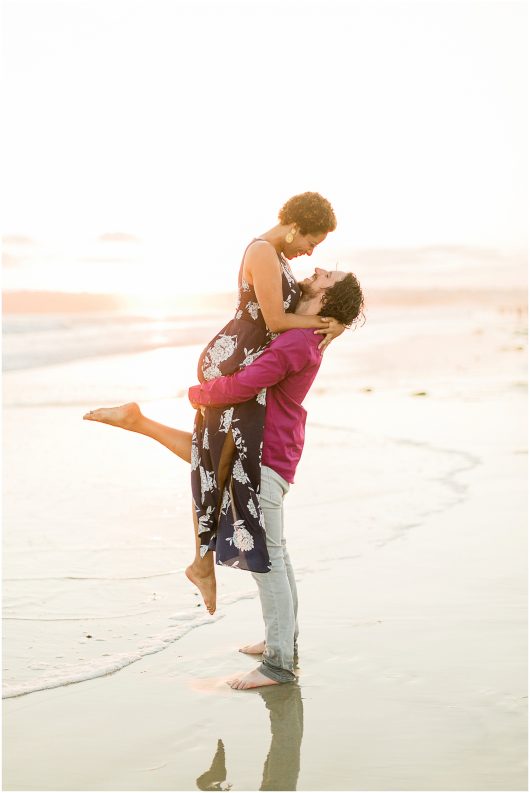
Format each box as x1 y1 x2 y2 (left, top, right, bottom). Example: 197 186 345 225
188 331 311 407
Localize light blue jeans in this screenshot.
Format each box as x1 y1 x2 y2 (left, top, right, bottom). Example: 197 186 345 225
252 465 298 683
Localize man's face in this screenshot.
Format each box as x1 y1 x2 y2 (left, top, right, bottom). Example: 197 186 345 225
298 267 346 298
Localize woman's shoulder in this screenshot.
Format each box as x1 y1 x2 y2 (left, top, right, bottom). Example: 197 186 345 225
242 239 282 286
244 239 280 266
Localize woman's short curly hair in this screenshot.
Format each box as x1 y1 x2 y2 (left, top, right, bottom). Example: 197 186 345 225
318 272 365 328
279 192 337 236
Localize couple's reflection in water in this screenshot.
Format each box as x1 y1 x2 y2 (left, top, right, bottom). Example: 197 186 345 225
196 683 304 791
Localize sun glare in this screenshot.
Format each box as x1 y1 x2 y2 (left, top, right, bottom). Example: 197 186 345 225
2 0 526 302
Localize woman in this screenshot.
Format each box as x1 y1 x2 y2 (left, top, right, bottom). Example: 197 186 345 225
84 192 343 613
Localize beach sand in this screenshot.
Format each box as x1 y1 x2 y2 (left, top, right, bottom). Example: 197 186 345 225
2 287 527 790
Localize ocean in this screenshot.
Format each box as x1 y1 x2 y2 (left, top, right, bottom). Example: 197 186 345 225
2 312 225 373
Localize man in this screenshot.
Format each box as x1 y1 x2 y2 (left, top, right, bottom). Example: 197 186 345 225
188 268 364 689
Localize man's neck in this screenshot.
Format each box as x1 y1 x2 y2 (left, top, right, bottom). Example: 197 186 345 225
295 295 322 316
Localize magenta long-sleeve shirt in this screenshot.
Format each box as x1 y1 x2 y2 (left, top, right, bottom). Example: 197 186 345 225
188 328 323 483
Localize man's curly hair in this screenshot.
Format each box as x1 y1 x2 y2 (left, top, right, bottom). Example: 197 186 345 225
278 192 337 235
318 273 365 328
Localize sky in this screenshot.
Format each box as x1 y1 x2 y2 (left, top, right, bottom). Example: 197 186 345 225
2 0 527 296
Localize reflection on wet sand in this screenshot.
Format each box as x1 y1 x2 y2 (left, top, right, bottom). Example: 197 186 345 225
196 684 304 791
196 739 230 791
259 683 304 791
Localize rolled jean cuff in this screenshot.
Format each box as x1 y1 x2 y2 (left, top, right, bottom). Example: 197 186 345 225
259 660 296 684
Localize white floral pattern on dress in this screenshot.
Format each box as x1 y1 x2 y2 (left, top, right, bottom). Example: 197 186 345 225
202 427 209 450
231 426 248 460
197 505 214 535
202 334 237 381
256 388 266 406
226 519 255 551
219 407 234 433
220 487 230 515
232 458 250 484
241 347 265 368
211 333 238 364
199 465 216 501
245 300 260 320
191 437 200 471
202 364 222 381
241 278 251 292
246 498 258 519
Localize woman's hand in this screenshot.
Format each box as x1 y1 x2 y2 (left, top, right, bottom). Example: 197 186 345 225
314 317 346 351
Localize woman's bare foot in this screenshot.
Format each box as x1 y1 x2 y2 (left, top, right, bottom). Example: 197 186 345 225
83 402 142 430
239 641 266 655
185 563 217 615
226 668 279 690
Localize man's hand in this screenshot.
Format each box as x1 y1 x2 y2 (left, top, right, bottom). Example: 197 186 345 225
314 317 346 351
188 385 203 412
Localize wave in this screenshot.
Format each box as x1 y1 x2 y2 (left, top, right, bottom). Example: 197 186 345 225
2 312 222 371
2 613 224 699
2 586 260 699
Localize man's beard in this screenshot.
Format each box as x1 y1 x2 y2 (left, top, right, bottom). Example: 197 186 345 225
297 280 319 298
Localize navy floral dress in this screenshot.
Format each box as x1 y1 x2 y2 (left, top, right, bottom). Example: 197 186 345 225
191 240 301 573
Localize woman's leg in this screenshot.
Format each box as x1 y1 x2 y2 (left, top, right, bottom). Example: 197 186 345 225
83 403 192 462
185 432 237 614
185 503 217 614
84 403 236 615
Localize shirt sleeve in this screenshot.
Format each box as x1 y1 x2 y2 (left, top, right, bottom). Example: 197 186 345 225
188 330 312 407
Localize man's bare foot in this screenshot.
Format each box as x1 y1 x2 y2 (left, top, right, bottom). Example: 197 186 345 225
226 668 279 690
185 563 217 615
83 402 142 430
239 641 266 655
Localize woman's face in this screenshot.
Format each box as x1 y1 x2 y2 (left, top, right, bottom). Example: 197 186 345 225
284 230 328 260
